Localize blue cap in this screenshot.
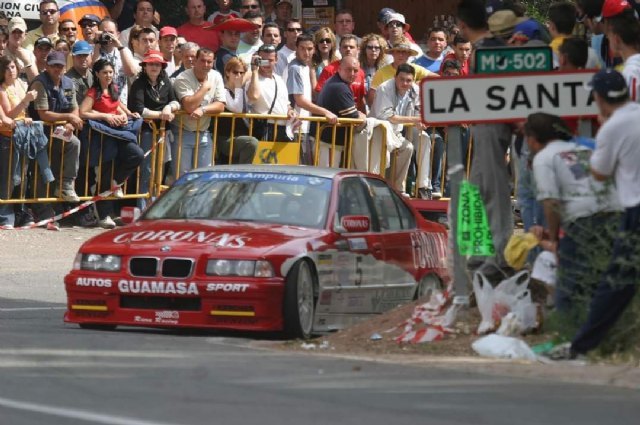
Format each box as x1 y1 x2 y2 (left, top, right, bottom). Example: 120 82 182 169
72 40 93 56
586 69 629 102
46 51 67 66
513 18 542 40
378 8 395 22
79 14 101 25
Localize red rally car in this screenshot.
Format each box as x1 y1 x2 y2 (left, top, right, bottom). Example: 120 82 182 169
64 165 449 338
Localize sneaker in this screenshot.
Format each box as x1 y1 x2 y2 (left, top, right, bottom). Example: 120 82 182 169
46 221 60 231
78 209 98 228
111 180 124 199
15 209 35 227
417 187 433 200
55 183 80 203
431 191 443 200
543 342 584 361
98 216 116 229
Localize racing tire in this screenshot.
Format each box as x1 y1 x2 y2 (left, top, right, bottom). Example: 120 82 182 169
79 323 117 331
283 259 316 339
415 274 443 301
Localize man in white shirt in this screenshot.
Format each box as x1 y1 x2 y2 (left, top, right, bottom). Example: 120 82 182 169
286 33 337 164
119 0 158 47
370 63 428 197
274 18 301 82
246 43 296 142
173 48 226 177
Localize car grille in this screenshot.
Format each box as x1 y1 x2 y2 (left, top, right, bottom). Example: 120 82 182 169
129 258 194 278
120 296 201 311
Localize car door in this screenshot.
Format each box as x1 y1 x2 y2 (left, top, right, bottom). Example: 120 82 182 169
362 177 419 311
316 176 385 320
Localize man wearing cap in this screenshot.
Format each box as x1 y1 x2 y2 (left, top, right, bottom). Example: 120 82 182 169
314 34 366 110
210 16 256 75
274 1 294 32
368 39 437 106
550 69 640 359
383 13 424 62
5 18 38 82
178 0 220 53
237 10 264 64
79 14 101 45
66 41 94 105
158 26 179 76
173 48 226 176
119 0 158 48
23 0 60 51
27 50 82 219
33 37 54 74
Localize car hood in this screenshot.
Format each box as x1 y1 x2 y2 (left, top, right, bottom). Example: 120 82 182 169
81 220 326 257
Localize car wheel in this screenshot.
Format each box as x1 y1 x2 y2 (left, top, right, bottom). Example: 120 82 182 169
415 274 443 300
79 323 117 331
283 259 316 339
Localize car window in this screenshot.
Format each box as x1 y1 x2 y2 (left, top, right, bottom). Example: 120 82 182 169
337 177 374 228
364 178 414 231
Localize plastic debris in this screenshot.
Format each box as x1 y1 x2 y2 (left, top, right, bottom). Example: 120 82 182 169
471 334 538 361
370 333 383 341
300 342 316 350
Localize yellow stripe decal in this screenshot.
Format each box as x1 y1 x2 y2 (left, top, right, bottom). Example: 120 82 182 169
71 305 108 312
210 310 255 317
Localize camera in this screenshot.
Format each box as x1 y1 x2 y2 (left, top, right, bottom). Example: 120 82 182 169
98 32 114 45
253 58 270 67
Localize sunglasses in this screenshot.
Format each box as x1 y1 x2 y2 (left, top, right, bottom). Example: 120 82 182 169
61 27 77 32
318 38 331 44
40 9 59 16
241 4 260 9
287 27 303 32
387 21 404 28
366 45 381 50
231 70 246 75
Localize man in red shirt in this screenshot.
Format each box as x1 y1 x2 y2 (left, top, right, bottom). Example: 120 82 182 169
177 0 219 52
314 34 366 111
439 34 471 75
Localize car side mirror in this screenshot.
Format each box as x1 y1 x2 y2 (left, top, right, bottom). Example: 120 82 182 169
120 206 141 224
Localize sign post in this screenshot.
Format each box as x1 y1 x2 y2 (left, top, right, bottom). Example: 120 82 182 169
421 70 597 304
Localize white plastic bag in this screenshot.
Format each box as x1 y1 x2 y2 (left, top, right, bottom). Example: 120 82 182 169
472 334 538 361
473 270 531 334
532 251 557 286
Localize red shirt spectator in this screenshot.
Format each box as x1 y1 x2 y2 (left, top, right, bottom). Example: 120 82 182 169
315 59 366 107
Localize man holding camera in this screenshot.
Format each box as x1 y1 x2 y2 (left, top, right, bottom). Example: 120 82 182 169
92 17 139 105
246 44 296 142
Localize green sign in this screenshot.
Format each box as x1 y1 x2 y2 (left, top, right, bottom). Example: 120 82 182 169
474 46 553 74
457 181 495 256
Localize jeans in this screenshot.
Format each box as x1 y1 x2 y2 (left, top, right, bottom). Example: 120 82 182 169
557 213 620 315
0 135 19 226
136 128 154 210
429 129 445 193
171 129 212 178
572 204 640 354
516 142 544 231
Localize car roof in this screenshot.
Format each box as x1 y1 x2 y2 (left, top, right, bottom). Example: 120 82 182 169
192 165 353 179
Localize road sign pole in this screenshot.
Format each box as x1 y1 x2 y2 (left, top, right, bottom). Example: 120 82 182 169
446 125 470 306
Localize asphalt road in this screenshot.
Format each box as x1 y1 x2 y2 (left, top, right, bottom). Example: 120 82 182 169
1 228 639 425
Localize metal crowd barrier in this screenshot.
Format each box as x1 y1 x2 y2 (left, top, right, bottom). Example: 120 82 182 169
0 113 476 207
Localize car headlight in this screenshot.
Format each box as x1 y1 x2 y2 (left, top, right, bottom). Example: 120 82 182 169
79 253 122 272
206 259 274 278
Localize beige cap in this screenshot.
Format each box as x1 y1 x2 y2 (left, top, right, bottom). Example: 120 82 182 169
8 17 27 33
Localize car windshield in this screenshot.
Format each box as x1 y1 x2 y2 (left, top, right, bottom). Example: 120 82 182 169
144 171 333 228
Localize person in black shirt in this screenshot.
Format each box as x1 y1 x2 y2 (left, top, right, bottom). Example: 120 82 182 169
128 49 180 209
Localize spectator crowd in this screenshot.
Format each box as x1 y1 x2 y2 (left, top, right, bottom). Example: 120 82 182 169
0 0 638 357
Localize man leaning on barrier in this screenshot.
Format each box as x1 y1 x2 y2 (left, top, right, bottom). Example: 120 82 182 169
28 51 82 222
173 47 225 178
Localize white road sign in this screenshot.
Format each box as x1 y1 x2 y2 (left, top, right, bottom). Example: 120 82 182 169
420 71 598 126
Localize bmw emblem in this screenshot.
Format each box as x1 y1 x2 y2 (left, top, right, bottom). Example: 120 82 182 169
160 246 171 252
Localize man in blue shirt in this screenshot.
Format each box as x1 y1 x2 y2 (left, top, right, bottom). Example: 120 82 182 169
414 27 448 73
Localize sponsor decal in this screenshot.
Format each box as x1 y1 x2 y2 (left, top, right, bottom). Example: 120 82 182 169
118 280 199 295
155 310 180 324
76 277 112 288
341 215 370 233
134 315 153 323
112 231 248 247
412 232 447 269
318 253 332 266
206 283 250 293
348 238 368 250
